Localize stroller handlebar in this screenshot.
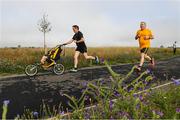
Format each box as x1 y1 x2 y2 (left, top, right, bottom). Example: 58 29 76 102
57 44 66 47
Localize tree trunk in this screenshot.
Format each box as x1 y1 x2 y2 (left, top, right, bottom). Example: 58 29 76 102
43 32 47 54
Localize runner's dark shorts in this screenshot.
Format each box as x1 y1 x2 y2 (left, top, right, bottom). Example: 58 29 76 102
76 46 87 53
140 47 149 54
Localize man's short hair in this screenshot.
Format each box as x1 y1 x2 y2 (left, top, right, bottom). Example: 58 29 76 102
140 21 146 25
72 25 79 30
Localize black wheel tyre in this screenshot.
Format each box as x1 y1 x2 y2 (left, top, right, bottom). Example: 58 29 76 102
25 64 38 76
53 64 64 75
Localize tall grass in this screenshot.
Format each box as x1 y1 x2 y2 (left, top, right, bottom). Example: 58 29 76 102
0 47 179 74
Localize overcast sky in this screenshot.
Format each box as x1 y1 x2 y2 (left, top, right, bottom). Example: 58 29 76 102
0 0 180 48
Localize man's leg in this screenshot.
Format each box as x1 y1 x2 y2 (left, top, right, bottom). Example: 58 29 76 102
70 51 80 72
83 53 95 60
145 54 155 66
144 54 151 61
139 53 145 67
136 53 145 71
83 52 99 63
74 51 80 68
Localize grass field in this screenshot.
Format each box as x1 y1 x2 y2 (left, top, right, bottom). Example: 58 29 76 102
0 47 179 75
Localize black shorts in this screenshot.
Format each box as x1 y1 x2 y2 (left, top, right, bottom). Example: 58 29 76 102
76 46 87 53
140 47 149 54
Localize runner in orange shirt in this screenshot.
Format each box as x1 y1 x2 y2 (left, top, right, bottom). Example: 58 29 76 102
135 22 155 71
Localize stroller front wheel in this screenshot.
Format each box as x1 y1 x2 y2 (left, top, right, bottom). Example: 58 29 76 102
53 64 64 75
25 64 38 76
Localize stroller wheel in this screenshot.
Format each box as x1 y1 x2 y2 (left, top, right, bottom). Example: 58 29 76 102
53 64 64 75
25 64 38 76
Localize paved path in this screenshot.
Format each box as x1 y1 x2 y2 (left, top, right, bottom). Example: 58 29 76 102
0 57 180 118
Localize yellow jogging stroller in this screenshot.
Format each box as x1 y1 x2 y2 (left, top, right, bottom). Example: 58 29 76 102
25 45 65 76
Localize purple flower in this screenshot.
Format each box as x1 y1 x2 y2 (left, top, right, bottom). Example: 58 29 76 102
152 110 164 117
82 82 87 87
109 100 114 110
85 112 90 119
33 111 38 117
144 113 148 118
139 95 143 101
84 95 90 101
172 78 180 86
136 104 140 109
59 111 65 115
114 90 120 97
100 58 105 63
156 111 164 117
110 116 113 119
138 87 143 91
3 100 10 106
128 87 133 92
176 108 180 113
100 79 105 84
118 111 129 117
146 69 151 74
153 76 157 80
133 94 138 98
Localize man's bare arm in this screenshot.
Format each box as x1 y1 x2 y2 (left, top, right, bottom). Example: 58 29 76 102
144 35 154 40
63 39 74 45
150 35 154 39
135 35 140 40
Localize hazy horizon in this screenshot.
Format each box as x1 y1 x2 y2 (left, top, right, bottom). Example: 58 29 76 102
0 0 180 48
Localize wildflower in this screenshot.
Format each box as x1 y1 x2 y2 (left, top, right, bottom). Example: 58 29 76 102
152 110 164 117
59 111 65 115
114 90 120 97
146 69 151 74
128 87 133 92
156 111 164 117
176 108 180 113
3 100 10 106
110 115 114 120
85 112 90 119
82 82 87 87
171 78 180 86
118 111 129 117
33 111 38 117
133 94 138 98
109 100 114 110
136 104 140 109
139 95 144 101
100 79 105 85
84 95 90 101
100 58 105 63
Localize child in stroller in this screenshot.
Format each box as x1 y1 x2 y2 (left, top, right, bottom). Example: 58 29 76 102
41 45 64 68
25 45 65 76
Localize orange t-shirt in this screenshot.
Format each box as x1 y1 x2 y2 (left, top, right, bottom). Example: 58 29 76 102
136 29 153 49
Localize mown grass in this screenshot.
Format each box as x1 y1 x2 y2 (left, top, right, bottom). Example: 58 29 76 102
0 47 179 75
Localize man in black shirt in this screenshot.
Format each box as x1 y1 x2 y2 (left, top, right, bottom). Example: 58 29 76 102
63 25 99 72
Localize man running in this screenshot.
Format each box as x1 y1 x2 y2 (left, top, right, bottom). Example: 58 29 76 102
63 25 99 72
135 22 155 71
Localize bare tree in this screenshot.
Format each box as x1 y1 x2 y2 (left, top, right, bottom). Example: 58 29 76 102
38 13 52 54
